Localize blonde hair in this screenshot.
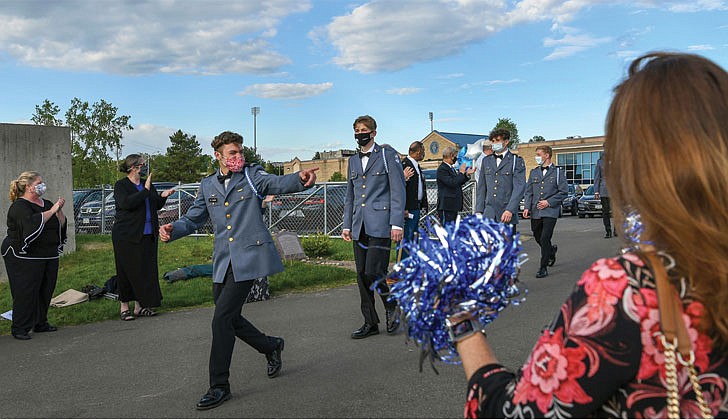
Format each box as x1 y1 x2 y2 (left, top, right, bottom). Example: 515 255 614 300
9 171 40 201
605 52 728 348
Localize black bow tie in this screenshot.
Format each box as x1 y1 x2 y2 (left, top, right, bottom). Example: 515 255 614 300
217 172 232 184
494 154 503 160
359 151 371 159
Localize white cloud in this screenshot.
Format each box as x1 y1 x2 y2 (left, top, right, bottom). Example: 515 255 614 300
239 82 334 99
122 123 182 155
385 87 423 95
543 31 612 60
667 0 727 12
0 0 311 75
687 44 716 51
460 78 523 89
437 73 465 79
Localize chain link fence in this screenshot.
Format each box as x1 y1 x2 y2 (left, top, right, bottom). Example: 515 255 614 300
74 180 479 237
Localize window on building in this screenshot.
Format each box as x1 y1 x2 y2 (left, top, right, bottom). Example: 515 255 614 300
556 151 602 185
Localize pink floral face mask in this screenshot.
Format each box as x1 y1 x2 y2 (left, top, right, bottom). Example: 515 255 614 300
225 155 244 173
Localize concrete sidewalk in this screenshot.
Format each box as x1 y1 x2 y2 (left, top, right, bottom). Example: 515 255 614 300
0 218 620 418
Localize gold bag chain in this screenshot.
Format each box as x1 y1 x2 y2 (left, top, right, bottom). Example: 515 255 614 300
646 252 712 419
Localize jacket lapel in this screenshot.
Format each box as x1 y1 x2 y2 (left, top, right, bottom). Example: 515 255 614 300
364 144 380 174
496 151 510 171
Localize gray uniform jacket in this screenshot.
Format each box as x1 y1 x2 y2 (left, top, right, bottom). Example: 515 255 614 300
475 151 526 224
524 165 568 219
343 143 406 240
593 158 608 197
167 164 305 283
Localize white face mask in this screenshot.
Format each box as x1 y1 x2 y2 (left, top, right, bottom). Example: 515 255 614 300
535 156 543 165
492 143 505 153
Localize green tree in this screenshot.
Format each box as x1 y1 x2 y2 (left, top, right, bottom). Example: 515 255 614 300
329 171 345 182
493 117 520 146
529 135 546 143
153 130 210 183
31 99 63 126
242 146 264 165
32 98 133 187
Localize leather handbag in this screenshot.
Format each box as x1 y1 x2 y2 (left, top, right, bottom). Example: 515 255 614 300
646 252 712 419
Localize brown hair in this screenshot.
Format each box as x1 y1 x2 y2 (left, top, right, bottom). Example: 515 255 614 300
353 115 377 131
409 141 424 154
8 171 40 201
119 154 143 173
535 145 552 158
211 131 243 151
489 128 511 141
605 52 728 348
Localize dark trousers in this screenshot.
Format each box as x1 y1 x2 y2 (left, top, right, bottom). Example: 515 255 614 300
600 197 613 233
3 254 58 336
401 209 420 260
353 226 393 326
439 210 458 225
531 217 557 270
209 264 276 390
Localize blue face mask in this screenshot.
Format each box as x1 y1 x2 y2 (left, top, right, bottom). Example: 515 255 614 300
34 182 47 197
492 143 505 153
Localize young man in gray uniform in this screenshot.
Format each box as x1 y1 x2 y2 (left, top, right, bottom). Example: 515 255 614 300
159 131 318 410
475 128 526 225
593 154 617 238
522 145 568 278
342 115 406 339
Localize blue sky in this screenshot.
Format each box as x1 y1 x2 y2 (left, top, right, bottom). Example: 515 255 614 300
1 0 727 163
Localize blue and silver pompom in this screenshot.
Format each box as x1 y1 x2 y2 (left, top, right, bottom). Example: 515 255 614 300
385 214 527 370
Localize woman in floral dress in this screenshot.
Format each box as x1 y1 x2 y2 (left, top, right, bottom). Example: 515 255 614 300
457 52 728 418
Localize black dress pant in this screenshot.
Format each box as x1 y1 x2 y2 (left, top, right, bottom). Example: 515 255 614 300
353 225 393 326
439 210 458 224
600 197 613 232
531 217 557 270
209 264 276 390
3 254 58 336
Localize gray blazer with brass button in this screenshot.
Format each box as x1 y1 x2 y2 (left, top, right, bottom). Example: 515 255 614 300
343 143 406 240
167 164 305 283
475 150 526 224
524 165 568 219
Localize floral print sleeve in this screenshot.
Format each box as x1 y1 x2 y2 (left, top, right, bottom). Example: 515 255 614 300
466 256 644 418
465 254 728 418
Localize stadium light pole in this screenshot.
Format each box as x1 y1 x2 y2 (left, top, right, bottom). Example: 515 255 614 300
429 111 434 132
251 106 260 153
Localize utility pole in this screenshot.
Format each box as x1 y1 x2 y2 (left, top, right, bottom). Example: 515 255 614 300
429 112 434 132
251 106 260 153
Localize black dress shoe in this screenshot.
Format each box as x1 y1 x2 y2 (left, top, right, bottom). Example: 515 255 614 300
604 232 612 239
12 333 32 340
196 387 231 410
548 245 557 267
351 323 379 339
33 324 58 333
536 268 549 278
266 337 284 378
385 306 401 334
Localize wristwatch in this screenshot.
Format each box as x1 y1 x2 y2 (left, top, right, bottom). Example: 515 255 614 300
446 316 484 342
446 300 485 342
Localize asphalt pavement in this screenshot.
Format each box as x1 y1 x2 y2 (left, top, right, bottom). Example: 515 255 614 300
0 216 623 418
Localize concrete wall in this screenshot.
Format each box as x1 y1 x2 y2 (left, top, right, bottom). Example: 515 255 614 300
1 123 75 282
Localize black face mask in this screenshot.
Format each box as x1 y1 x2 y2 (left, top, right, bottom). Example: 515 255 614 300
355 132 372 147
139 164 149 177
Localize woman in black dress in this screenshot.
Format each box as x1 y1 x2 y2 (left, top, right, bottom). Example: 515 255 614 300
112 154 174 321
2 171 67 340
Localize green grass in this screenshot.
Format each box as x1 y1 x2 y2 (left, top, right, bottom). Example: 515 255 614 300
0 235 358 335
327 236 401 262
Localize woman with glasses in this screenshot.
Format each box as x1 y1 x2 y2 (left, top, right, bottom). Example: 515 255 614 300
112 154 174 321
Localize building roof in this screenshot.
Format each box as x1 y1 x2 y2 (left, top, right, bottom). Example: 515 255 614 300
435 131 488 148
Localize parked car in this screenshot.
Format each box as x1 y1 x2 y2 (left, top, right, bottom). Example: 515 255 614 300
269 184 347 234
157 188 197 226
561 184 583 217
76 182 179 233
577 185 603 218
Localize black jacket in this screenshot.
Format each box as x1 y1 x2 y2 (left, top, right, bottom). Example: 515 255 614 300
436 162 469 212
402 156 428 211
111 177 168 242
